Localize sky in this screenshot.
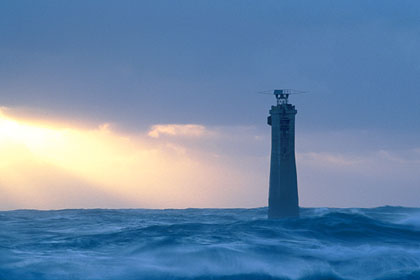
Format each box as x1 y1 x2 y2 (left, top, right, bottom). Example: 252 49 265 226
0 0 419 210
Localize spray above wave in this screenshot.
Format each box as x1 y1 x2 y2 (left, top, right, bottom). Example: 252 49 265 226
1 207 420 280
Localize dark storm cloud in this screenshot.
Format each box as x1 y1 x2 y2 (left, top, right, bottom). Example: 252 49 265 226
1 0 419 133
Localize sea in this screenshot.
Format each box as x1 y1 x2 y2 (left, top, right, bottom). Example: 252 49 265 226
1 207 420 280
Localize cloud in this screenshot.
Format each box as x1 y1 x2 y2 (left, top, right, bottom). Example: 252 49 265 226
147 124 213 138
297 152 365 167
297 149 420 173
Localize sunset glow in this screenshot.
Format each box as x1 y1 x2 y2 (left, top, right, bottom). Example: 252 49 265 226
0 108 263 210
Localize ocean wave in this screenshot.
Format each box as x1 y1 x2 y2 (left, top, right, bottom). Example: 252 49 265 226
1 207 420 280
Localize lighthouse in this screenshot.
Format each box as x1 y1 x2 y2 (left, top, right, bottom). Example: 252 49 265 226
267 90 299 218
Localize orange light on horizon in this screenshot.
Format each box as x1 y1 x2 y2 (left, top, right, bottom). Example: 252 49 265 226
0 108 261 210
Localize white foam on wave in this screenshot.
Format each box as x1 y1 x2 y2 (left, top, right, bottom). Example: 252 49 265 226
396 211 420 228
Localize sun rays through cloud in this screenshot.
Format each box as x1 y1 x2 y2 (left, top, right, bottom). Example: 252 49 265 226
0 108 267 210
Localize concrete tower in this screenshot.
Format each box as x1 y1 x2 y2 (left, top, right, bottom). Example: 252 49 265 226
267 90 299 218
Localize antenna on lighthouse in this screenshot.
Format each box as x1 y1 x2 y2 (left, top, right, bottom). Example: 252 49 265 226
259 89 306 105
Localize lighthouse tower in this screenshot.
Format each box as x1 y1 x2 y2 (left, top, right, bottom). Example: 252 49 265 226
267 90 299 218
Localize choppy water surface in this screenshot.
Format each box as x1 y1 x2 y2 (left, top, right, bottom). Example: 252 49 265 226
1 207 420 280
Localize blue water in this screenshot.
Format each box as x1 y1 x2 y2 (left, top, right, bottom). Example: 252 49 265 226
1 207 420 280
